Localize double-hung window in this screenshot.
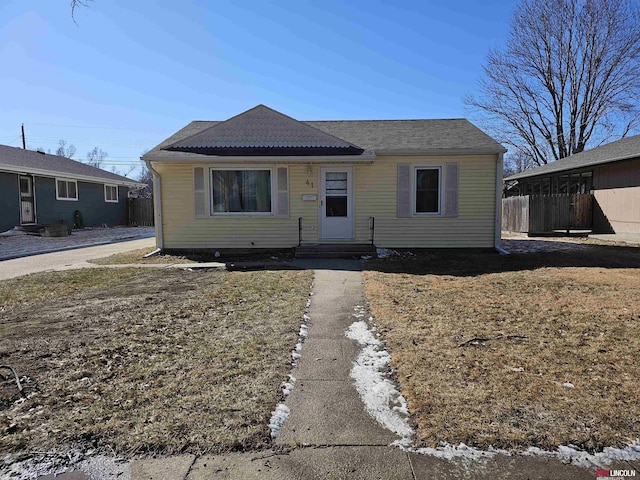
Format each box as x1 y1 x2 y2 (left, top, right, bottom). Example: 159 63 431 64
211 169 272 214
105 184 118 203
414 167 441 214
56 179 78 201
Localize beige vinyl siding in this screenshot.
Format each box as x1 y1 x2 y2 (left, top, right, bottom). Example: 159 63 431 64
594 186 640 234
158 164 319 249
156 153 497 249
354 155 496 247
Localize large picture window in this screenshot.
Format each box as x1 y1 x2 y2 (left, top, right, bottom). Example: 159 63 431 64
212 169 272 214
414 167 440 214
56 179 78 201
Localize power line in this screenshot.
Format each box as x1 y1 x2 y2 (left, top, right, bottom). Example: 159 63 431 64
26 122 175 133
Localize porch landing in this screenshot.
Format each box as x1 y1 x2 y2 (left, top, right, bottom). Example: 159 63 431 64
295 244 376 259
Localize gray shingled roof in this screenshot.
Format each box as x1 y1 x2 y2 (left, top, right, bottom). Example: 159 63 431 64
0 144 142 186
505 134 640 181
165 105 364 155
143 106 505 162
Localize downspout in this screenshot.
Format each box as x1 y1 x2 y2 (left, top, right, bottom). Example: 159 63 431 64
143 158 163 251
495 152 508 254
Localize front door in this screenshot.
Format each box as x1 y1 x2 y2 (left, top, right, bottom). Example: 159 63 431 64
320 167 353 239
19 175 35 224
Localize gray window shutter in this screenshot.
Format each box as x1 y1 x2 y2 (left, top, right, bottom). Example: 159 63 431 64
194 167 206 217
397 164 411 218
444 163 459 217
276 167 289 218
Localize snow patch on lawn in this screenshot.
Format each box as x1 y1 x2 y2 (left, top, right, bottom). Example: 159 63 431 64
268 404 290 438
397 442 507 461
1 451 130 480
394 440 640 468
345 309 413 441
523 441 640 469
269 285 313 438
376 248 400 259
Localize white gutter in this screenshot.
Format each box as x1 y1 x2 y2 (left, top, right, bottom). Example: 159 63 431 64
495 152 504 252
143 158 164 251
0 163 145 188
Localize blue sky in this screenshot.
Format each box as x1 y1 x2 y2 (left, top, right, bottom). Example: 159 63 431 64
0 0 517 177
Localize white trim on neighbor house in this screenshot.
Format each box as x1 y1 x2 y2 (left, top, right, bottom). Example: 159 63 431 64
55 178 78 201
0 163 145 188
412 165 443 216
104 184 119 203
208 166 277 217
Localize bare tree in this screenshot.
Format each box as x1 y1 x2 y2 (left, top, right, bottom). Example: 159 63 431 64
504 150 537 177
466 0 640 167
71 0 92 22
137 161 154 198
86 147 108 168
56 139 77 159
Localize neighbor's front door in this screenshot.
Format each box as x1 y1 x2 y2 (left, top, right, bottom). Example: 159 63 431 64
320 167 353 239
19 175 35 224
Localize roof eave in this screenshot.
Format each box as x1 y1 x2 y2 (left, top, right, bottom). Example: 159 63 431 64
374 147 507 156
143 151 377 163
0 163 144 188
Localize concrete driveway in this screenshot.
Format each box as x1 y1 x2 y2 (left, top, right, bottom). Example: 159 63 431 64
0 227 154 261
0 237 155 281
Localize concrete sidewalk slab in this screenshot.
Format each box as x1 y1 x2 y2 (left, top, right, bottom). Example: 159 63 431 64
130 454 196 480
186 446 414 480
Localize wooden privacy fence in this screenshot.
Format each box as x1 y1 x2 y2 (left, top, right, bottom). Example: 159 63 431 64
128 197 154 227
502 194 593 233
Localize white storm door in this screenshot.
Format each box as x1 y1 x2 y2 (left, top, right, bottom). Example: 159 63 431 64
320 167 353 239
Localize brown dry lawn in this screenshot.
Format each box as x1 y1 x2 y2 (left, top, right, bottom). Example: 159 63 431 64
89 247 196 265
364 243 640 452
0 267 312 456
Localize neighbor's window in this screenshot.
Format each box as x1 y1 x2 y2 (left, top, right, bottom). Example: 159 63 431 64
211 169 272 214
56 179 78 201
414 167 440 214
105 184 118 203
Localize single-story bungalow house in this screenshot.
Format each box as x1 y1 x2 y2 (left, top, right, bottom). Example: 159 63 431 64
0 144 145 233
142 105 506 253
504 135 640 234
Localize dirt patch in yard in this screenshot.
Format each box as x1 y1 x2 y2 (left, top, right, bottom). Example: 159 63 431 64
0 267 312 456
363 245 640 452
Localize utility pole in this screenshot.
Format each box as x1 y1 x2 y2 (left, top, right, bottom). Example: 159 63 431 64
21 123 26 149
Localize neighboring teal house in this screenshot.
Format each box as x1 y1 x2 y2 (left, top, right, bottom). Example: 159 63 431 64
0 144 145 233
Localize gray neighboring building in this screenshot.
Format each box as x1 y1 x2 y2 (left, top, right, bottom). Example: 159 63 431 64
504 135 640 234
0 144 145 233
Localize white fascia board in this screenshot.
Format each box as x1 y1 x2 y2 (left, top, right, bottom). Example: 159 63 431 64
0 163 146 188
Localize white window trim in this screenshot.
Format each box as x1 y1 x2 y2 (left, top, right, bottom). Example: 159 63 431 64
209 166 276 216
104 184 118 203
19 176 32 197
412 166 442 216
55 178 78 201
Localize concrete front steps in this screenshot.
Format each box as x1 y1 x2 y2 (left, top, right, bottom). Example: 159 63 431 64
295 244 376 259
